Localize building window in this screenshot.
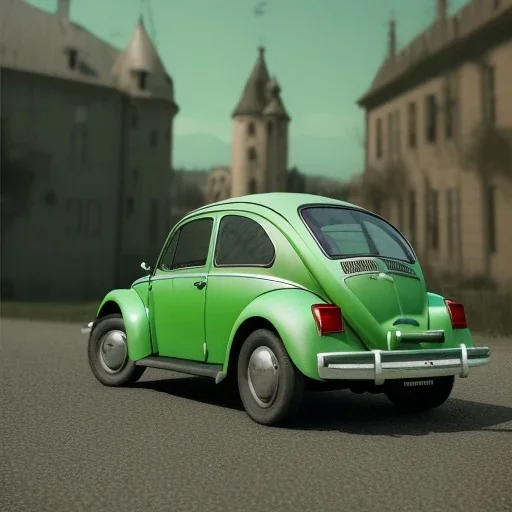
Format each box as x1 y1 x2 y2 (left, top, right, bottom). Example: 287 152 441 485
408 189 416 247
444 79 456 140
65 198 100 236
248 178 257 194
131 109 138 129
67 49 78 70
138 71 148 90
247 122 255 136
70 106 87 164
429 189 439 250
376 118 382 159
150 129 158 147
125 197 134 218
446 189 454 257
487 185 497 253
267 121 273 137
482 64 496 127
85 199 101 236
394 110 401 156
248 147 257 162
149 199 159 246
425 94 437 143
408 102 417 148
387 112 394 159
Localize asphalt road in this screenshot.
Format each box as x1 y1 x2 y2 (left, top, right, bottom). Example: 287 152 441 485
1 318 511 512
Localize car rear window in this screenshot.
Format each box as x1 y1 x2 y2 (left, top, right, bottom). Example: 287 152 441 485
301 206 415 263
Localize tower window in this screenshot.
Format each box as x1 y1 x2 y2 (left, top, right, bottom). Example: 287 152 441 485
247 122 255 136
138 71 148 90
248 147 257 162
267 122 273 136
248 179 257 194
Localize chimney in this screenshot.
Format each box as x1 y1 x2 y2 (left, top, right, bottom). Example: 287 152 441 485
388 14 396 58
57 0 70 19
436 0 447 21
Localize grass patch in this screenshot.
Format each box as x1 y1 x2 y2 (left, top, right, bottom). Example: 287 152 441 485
0 301 100 323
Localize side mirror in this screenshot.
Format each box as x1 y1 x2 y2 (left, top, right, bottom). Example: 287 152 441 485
140 261 151 274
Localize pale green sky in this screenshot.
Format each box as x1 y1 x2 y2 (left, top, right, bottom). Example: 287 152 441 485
25 0 469 178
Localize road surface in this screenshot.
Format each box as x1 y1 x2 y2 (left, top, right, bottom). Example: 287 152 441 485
1 319 511 512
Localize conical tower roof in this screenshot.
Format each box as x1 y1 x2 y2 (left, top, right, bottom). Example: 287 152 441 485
232 47 271 117
112 17 176 104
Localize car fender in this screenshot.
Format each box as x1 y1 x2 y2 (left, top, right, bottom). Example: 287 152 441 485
96 289 153 361
224 288 367 381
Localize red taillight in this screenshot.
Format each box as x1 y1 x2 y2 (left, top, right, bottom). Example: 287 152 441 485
311 304 344 335
445 299 467 329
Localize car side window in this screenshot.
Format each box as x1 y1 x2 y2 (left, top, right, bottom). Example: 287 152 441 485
159 231 180 271
160 218 213 271
215 215 275 267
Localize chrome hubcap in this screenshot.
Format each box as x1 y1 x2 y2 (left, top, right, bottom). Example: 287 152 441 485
98 330 128 373
247 346 279 408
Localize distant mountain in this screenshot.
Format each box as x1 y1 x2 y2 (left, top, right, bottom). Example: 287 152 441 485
174 134 230 170
173 133 362 180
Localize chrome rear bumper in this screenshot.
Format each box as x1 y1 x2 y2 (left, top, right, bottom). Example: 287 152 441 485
81 321 94 335
317 344 490 385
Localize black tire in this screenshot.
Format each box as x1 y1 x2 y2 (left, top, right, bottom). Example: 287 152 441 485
88 313 146 387
385 376 454 412
237 328 304 426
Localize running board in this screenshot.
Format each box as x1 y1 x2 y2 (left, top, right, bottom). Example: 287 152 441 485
135 356 223 380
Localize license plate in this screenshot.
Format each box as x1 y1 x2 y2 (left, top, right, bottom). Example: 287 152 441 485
403 379 434 387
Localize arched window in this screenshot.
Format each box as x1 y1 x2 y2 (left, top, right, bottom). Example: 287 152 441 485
267 122 273 137
247 147 257 162
247 122 255 136
248 178 257 194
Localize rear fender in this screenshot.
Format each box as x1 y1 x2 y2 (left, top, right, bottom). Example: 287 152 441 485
427 292 474 347
96 289 153 361
223 288 367 380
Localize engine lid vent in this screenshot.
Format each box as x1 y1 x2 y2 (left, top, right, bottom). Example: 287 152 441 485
341 258 379 275
380 258 416 276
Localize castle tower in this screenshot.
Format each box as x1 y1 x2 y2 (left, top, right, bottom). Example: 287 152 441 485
230 47 290 197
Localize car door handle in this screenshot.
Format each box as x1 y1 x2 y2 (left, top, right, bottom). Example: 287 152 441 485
193 280 206 290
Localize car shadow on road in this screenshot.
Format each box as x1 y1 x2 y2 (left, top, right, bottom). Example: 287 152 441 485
131 376 512 436
293 392 512 436
131 376 246 411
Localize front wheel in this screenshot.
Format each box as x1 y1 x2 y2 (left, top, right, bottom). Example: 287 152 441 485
237 329 304 426
88 313 146 387
385 376 454 412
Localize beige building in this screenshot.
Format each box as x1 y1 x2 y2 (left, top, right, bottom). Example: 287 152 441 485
203 166 231 204
355 0 512 287
230 47 290 197
0 0 178 300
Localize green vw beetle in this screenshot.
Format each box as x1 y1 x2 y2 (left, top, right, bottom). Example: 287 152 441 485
82 193 490 426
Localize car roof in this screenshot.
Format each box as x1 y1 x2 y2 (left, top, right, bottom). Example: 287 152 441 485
187 193 365 221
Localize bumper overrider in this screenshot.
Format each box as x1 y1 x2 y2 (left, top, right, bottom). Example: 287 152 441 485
81 321 94 335
317 344 490 385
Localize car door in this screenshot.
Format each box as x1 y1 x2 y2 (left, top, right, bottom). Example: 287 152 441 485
149 216 215 362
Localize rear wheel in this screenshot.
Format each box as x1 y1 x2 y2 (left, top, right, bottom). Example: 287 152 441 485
385 376 454 412
88 313 146 386
237 329 304 426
